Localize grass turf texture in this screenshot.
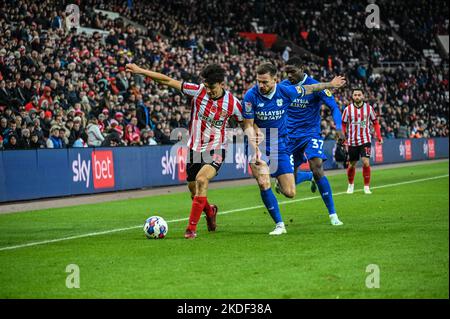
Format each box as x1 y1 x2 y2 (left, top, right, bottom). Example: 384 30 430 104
0 161 448 299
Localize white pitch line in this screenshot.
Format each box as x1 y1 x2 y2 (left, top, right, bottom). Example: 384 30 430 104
0 174 448 252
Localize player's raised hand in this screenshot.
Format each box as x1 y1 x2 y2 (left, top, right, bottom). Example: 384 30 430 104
330 76 346 88
125 63 142 74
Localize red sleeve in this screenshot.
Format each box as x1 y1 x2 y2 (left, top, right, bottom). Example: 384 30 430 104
373 120 382 141
342 122 347 136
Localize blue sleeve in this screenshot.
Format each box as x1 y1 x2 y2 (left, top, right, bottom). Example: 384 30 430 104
283 84 306 102
318 89 342 130
242 91 255 120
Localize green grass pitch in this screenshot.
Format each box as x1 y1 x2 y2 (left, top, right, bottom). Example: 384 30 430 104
0 161 448 298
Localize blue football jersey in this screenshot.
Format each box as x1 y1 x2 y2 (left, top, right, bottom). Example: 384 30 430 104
281 74 342 138
242 83 306 140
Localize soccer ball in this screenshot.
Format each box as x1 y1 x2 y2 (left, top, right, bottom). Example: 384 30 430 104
143 216 168 239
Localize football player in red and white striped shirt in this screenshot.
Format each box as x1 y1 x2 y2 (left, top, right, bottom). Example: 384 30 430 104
341 88 383 194
126 63 243 239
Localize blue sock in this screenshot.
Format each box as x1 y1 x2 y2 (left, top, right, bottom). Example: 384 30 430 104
260 188 283 223
296 171 313 185
316 176 336 215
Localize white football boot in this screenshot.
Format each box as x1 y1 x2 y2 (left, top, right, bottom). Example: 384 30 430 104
346 184 354 194
364 186 372 194
269 222 287 235
329 213 344 226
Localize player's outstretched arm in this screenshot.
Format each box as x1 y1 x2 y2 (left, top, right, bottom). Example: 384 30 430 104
303 76 346 95
126 63 182 91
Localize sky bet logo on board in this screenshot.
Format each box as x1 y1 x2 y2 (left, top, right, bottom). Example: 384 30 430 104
72 151 115 189
161 147 187 181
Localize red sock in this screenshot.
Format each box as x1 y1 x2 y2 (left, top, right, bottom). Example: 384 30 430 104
203 199 213 216
363 166 371 186
347 167 356 184
192 195 212 216
187 196 207 231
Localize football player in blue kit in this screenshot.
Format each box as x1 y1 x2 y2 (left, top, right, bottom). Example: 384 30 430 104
278 56 345 226
243 62 346 235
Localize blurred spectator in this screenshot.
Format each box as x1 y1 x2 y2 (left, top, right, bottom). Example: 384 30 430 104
3 134 19 150
73 131 89 148
101 129 123 147
59 127 68 148
19 128 32 149
86 117 105 147
160 127 176 145
141 129 158 146
30 132 45 149
46 126 63 148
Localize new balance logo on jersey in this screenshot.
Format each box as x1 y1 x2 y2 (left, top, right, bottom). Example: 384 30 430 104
257 103 265 108
276 99 283 107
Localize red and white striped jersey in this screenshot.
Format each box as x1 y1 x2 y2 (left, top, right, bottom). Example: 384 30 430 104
182 82 243 152
342 103 377 146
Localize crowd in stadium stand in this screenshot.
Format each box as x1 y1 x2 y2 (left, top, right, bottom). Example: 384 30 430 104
377 0 449 52
0 0 448 150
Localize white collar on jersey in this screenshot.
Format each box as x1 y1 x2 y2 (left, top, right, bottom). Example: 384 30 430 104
261 84 277 99
295 74 308 86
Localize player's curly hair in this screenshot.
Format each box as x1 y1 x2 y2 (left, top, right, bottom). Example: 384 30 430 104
200 64 226 85
286 56 303 68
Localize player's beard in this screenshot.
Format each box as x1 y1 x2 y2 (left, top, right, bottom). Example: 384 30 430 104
259 86 273 95
354 100 364 107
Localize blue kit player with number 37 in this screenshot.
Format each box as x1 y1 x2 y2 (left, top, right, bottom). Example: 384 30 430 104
243 62 346 235
278 56 346 226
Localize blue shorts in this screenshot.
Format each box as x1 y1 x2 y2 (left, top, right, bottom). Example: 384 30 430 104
262 137 294 177
288 135 327 169
268 151 294 177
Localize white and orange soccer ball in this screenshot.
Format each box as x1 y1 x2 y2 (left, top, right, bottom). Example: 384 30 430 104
143 216 168 239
